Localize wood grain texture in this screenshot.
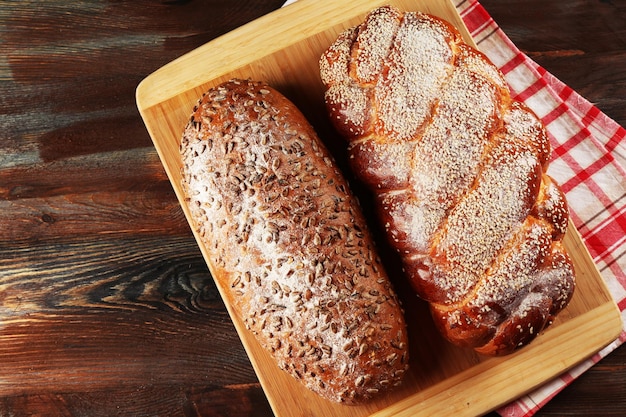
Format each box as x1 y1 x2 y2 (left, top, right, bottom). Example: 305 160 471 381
1 1 282 416
0 0 624 416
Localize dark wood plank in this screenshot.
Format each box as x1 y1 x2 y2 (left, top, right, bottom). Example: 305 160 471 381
0 148 186 244
1 2 285 414
0 235 272 416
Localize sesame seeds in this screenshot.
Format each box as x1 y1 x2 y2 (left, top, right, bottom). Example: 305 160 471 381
353 5 401 84
432 141 540 304
320 6 575 355
376 11 454 140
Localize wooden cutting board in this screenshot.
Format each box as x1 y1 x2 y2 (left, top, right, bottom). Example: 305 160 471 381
136 0 623 415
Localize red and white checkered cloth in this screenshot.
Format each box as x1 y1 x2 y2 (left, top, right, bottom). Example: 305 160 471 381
283 0 626 415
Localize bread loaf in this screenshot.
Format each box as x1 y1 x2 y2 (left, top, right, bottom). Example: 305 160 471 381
179 79 409 403
319 6 575 355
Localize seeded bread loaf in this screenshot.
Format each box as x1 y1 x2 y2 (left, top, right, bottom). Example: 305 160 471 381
180 79 409 403
319 6 575 356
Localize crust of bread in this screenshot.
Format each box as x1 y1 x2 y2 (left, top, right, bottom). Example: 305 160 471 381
320 6 575 356
180 79 409 402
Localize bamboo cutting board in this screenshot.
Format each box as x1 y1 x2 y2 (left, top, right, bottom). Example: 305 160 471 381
136 0 623 415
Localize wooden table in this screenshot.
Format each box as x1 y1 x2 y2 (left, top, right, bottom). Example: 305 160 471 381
1 0 624 416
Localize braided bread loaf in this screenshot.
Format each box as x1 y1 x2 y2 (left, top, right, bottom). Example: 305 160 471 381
319 6 575 355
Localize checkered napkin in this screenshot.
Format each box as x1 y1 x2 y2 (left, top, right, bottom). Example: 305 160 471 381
282 0 626 415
